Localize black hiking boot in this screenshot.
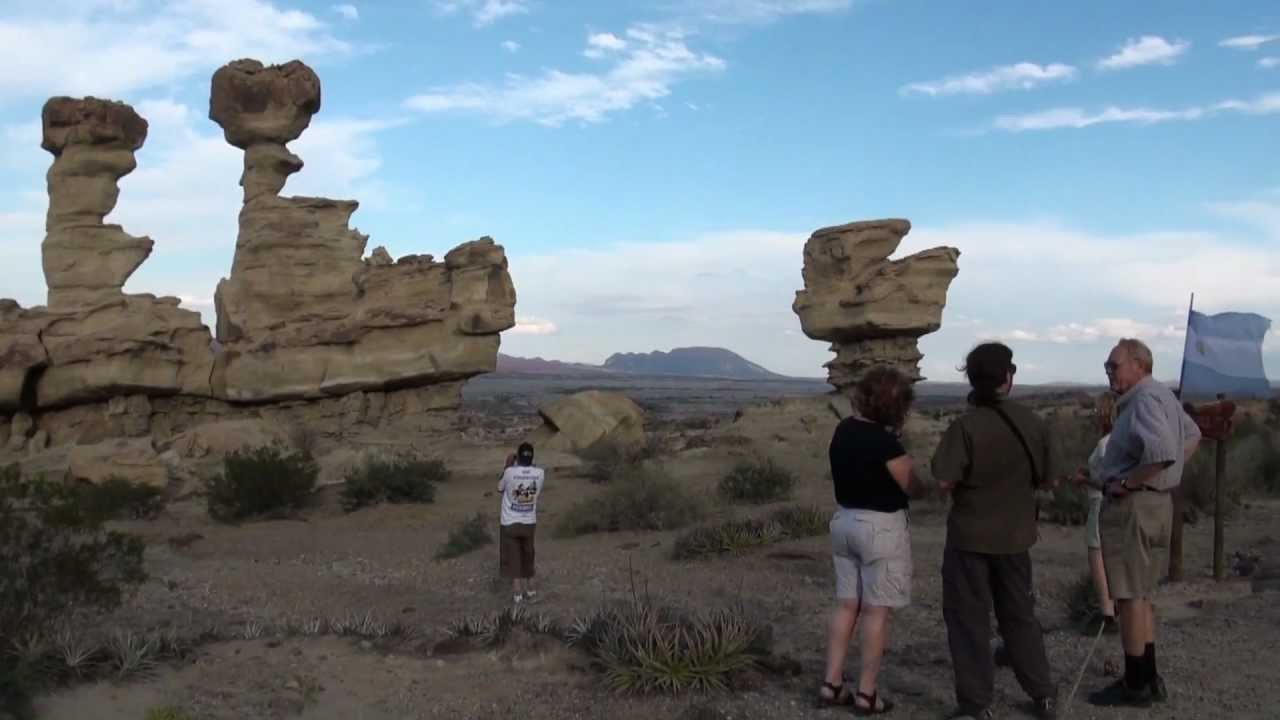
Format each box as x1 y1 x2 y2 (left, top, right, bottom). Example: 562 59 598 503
1087 678 1154 708
1149 673 1168 702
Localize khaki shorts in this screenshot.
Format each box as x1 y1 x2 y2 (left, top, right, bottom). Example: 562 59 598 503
830 508 911 608
1100 491 1172 600
499 523 536 579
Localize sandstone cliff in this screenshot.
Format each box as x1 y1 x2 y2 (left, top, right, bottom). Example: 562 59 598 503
792 219 959 390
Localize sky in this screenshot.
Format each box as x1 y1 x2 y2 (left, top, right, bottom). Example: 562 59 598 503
1 0 1278 384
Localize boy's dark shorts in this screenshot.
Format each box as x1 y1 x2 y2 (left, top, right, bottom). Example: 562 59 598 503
499 522 536 579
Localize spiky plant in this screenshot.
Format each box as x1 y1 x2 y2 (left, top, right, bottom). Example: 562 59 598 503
107 630 157 679
52 625 100 678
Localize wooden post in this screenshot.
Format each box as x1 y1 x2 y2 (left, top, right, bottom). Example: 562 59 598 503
1213 392 1228 582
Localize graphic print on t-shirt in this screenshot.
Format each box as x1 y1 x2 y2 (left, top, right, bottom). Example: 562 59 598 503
500 465 544 525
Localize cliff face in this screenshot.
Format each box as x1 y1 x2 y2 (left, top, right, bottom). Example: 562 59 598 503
792 219 960 391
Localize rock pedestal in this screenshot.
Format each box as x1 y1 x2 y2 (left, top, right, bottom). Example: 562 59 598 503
792 219 960 390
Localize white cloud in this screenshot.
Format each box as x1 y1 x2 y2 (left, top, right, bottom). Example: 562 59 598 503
583 31 627 59
1039 319 1184 345
0 0 356 101
900 62 1076 97
501 39 521 53
992 91 1280 131
1261 57 1280 69
1220 34 1280 50
685 0 853 24
435 0 530 27
404 25 726 126
509 316 559 335
332 4 358 21
1097 35 1190 70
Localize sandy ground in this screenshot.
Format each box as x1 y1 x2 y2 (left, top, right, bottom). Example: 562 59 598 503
26 390 1280 720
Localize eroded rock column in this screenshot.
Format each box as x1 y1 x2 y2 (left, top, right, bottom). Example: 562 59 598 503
792 219 959 391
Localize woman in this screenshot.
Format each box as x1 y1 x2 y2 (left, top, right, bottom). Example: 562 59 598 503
1077 391 1118 632
931 342 1058 720
818 366 915 715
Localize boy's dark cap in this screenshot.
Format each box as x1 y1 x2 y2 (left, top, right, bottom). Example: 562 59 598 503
517 442 534 457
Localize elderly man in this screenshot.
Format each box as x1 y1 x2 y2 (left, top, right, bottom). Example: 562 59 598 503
1088 338 1200 708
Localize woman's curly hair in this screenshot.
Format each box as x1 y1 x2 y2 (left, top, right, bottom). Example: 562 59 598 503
854 366 916 429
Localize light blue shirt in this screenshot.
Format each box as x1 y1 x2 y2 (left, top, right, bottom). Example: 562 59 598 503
1098 376 1201 491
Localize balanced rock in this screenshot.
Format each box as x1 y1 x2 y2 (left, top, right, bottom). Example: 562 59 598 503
0 98 214 413
532 390 646 454
792 219 959 390
209 59 516 404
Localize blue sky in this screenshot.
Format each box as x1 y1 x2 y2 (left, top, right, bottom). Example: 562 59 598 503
1 0 1278 384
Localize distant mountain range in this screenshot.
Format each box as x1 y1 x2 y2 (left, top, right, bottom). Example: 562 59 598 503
496 346 789 380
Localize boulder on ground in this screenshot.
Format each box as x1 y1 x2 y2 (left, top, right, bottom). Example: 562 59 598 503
531 390 646 455
68 437 169 487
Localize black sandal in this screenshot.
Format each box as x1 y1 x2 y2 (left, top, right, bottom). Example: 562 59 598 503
853 690 895 716
816 681 855 707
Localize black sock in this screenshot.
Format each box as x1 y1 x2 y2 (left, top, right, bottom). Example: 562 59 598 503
1144 643 1157 682
1124 654 1145 689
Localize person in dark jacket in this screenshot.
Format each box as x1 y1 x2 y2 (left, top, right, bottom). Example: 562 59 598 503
931 342 1059 720
818 366 916 715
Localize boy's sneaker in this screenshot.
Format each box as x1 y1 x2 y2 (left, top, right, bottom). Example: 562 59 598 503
524 590 538 603
512 593 525 605
948 708 994 720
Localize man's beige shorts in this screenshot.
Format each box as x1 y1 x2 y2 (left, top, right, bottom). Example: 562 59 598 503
1101 491 1172 600
830 508 911 608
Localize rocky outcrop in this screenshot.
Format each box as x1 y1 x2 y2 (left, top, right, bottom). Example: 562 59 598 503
0 97 214 413
208 59 516 403
792 219 959 390
530 390 646 454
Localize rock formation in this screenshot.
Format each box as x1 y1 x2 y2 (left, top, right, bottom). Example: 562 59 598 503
0 58 518 473
208 59 516 403
792 219 959 391
529 390 647 455
1 97 214 413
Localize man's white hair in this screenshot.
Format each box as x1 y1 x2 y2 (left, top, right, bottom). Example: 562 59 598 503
1116 338 1154 374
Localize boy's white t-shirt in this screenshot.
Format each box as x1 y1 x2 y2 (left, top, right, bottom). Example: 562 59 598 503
1086 434 1110 500
499 464 544 526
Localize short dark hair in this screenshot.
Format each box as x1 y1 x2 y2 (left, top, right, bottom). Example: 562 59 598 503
516 442 534 465
962 342 1014 406
854 366 915 428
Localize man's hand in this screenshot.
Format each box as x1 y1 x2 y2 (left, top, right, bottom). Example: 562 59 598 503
1105 478 1131 499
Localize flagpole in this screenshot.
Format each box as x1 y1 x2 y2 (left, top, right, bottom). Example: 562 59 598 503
1176 292 1194 397
1169 292 1194 582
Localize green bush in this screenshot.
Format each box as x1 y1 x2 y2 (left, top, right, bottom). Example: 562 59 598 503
145 707 194 720
0 464 147 712
1183 416 1280 510
73 476 164 521
717 458 795 504
436 512 493 560
205 444 318 522
341 456 448 512
567 599 763 693
554 467 705 538
671 505 827 560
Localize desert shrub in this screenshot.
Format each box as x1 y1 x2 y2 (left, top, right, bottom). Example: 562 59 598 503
578 437 659 484
717 458 795 504
205 444 318 522
73 476 164 521
436 512 492 560
554 467 705 538
1041 483 1088 526
1065 571 1101 624
1183 417 1280 510
444 605 561 648
567 599 764 693
0 463 147 712
671 505 826 560
341 456 447 512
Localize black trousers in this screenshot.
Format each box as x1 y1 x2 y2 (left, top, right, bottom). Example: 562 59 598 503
942 544 1055 712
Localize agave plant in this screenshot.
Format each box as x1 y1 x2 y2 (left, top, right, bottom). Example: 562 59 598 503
108 629 158 679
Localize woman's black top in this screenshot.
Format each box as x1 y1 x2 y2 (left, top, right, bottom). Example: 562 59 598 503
828 417 909 512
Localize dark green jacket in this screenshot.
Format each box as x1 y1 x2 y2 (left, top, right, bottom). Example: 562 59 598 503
930 400 1053 554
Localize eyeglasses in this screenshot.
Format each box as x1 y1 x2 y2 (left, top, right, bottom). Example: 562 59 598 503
1104 361 1120 373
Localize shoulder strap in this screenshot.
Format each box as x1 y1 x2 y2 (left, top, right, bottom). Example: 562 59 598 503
989 405 1041 490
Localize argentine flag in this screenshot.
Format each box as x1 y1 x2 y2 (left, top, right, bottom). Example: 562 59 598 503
1180 310 1273 398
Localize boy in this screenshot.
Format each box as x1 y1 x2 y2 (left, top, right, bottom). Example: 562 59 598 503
498 442 544 604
